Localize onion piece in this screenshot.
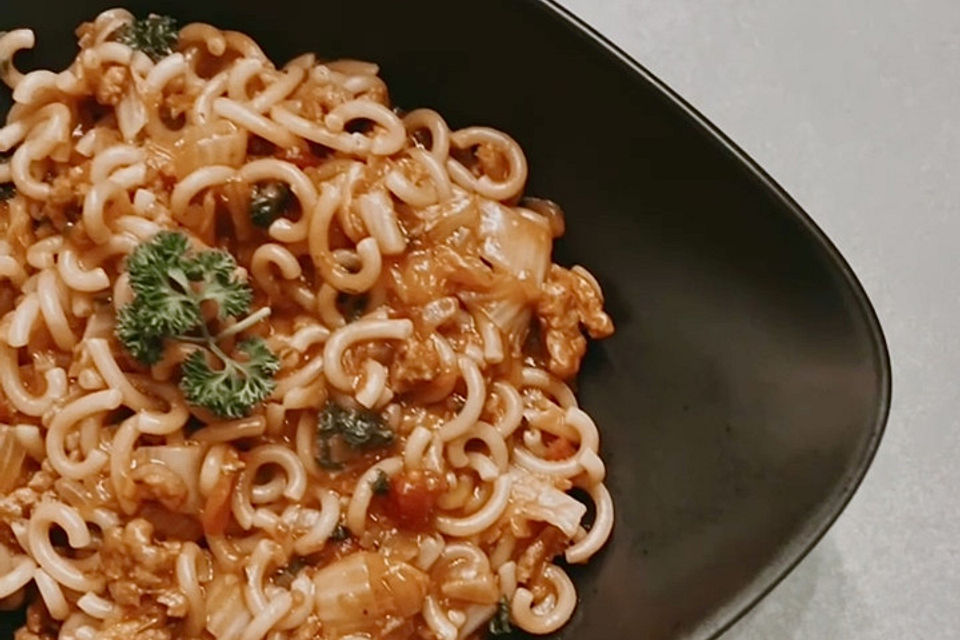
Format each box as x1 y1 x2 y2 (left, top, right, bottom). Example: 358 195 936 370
174 120 249 178
0 428 26 493
457 200 553 341
312 552 428 635
205 573 252 640
507 467 586 538
116 88 148 141
476 200 551 283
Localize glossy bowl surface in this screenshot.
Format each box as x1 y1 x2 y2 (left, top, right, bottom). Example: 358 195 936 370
0 2 891 638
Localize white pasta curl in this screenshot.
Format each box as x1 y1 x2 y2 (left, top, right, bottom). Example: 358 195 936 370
511 564 578 634
346 457 404 535
28 502 104 593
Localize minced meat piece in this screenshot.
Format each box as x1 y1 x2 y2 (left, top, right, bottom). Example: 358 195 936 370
536 265 614 378
95 65 129 106
100 519 181 608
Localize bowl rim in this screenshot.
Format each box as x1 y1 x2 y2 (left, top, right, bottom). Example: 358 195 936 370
532 1 893 637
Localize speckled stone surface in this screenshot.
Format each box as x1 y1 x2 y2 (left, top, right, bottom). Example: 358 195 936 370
555 1 960 637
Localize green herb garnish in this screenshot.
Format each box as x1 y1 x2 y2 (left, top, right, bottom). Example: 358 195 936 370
0 183 14 201
488 596 513 636
330 523 351 541
180 338 280 419
250 181 292 228
114 14 179 62
273 557 307 588
316 402 394 470
338 293 368 322
115 231 277 418
371 469 391 495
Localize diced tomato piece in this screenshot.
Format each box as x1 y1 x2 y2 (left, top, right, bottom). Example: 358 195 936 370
384 469 446 530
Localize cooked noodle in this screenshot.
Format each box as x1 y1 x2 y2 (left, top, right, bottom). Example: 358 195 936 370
0 12 616 640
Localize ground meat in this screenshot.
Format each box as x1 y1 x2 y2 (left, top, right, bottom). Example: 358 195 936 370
2 195 34 255
26 469 55 493
535 265 615 379
12 627 45 640
52 161 90 198
100 519 182 609
295 82 354 120
129 463 189 512
95 65 128 106
0 462 54 541
15 600 58 640
475 142 510 181
92 605 173 640
389 333 444 392
0 482 44 521
164 92 194 121
96 626 171 640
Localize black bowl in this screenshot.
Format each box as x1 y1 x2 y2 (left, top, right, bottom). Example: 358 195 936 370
0 2 890 639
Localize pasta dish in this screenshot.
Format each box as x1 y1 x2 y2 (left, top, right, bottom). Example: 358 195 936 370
0 11 615 640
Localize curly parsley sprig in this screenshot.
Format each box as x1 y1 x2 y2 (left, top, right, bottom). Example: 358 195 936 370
315 402 395 470
114 14 179 62
115 231 278 418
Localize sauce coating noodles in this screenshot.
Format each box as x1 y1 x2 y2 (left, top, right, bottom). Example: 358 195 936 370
0 11 615 640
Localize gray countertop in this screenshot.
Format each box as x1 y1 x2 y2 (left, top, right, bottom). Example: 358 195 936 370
555 1 960 638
